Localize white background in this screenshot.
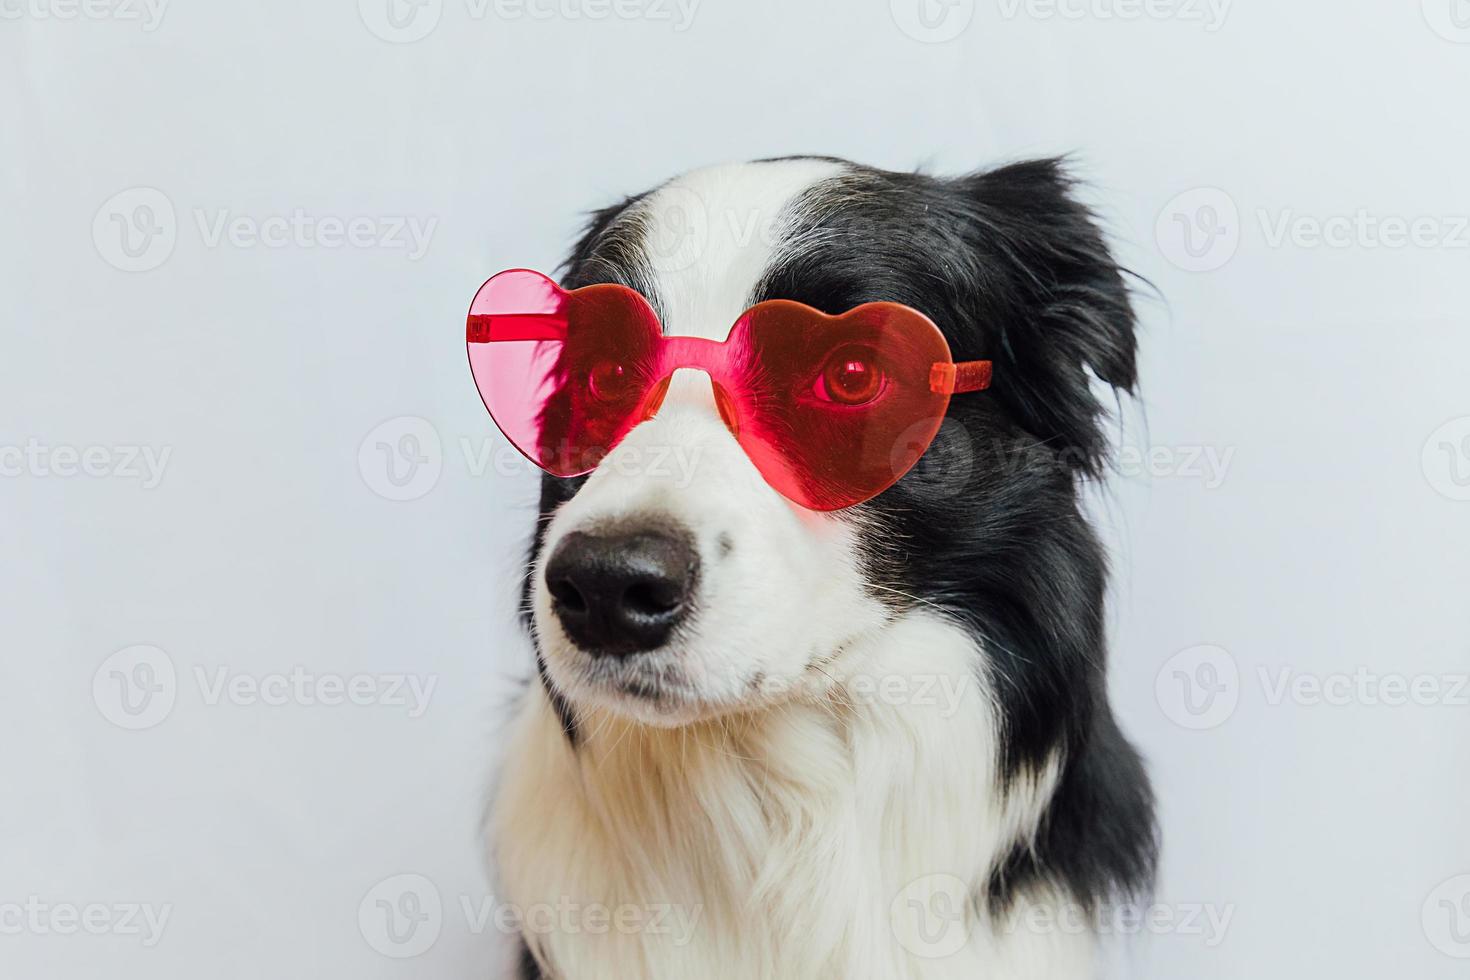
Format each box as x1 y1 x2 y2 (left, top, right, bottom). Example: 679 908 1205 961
3 1 1469 977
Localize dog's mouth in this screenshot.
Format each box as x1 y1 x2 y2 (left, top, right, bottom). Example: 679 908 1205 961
587 652 695 706
537 639 720 724
540 628 858 729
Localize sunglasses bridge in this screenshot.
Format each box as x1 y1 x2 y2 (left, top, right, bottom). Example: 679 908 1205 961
633 335 746 435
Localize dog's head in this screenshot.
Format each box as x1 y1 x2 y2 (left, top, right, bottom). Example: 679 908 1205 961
523 157 1139 730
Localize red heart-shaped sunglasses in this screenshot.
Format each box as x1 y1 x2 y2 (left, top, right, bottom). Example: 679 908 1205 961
466 269 992 511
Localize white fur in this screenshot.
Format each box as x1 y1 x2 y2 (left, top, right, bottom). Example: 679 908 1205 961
493 615 1085 978
490 161 1093 978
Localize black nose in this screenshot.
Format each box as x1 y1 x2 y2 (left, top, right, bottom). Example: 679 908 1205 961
544 527 699 656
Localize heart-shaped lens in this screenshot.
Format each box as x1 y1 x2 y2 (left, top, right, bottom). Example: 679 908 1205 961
726 301 954 510
466 270 661 476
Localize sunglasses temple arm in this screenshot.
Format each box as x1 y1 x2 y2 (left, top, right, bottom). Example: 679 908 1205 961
466 313 567 343
929 360 994 395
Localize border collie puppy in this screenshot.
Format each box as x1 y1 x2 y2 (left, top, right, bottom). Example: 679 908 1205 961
488 156 1156 979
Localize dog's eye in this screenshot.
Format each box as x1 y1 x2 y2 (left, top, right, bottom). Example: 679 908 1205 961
813 347 886 406
587 361 638 403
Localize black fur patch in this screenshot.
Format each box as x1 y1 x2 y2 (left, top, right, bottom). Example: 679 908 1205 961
751 158 1157 907
516 938 546 979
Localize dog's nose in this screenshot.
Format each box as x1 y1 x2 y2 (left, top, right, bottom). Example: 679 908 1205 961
544 527 699 656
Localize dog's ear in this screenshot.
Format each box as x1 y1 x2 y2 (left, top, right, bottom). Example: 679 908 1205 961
950 158 1139 476
558 193 649 290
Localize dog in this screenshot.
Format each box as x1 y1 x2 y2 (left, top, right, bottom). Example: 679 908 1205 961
486 156 1156 979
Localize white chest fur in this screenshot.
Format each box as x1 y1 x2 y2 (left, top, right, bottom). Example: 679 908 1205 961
490 614 1091 980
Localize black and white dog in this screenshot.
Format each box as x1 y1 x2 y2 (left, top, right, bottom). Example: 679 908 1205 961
489 156 1156 979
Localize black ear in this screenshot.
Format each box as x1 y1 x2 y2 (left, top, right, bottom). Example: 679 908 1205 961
558 193 649 291
951 158 1140 476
